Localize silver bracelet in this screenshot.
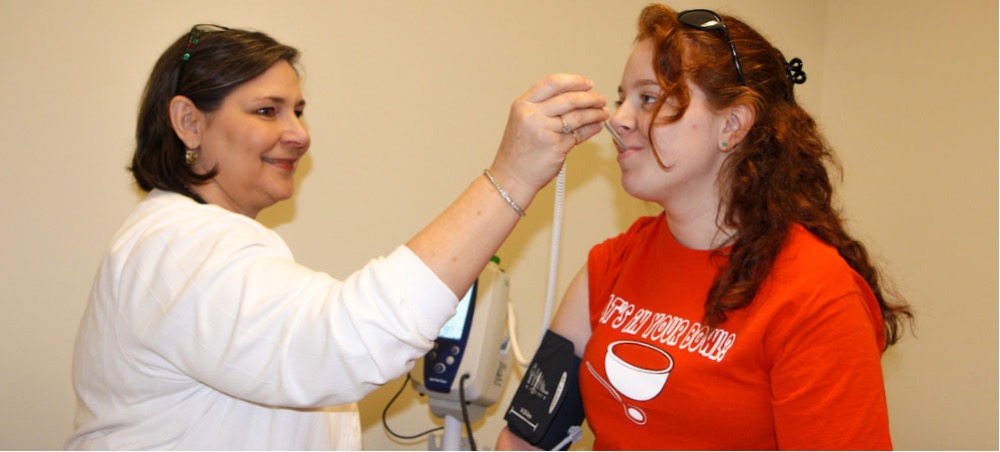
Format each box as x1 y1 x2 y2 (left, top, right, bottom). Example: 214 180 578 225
483 169 526 217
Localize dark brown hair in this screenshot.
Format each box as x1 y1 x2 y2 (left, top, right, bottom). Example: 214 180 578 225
130 26 299 202
636 4 912 348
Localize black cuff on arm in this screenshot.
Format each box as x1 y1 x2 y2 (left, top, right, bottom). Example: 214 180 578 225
504 330 585 450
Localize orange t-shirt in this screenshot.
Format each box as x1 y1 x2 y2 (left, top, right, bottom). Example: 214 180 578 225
583 215 890 450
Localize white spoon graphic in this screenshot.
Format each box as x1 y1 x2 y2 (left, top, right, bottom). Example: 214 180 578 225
586 361 647 425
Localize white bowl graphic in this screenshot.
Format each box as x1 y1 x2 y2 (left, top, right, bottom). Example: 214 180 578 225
604 340 673 401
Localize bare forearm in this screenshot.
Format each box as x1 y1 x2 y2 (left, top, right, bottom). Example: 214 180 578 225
407 73 608 298
406 173 531 297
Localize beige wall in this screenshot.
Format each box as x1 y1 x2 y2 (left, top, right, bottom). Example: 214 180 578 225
0 0 995 450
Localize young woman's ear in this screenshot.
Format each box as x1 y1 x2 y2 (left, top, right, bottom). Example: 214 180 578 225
720 103 755 151
168 96 205 150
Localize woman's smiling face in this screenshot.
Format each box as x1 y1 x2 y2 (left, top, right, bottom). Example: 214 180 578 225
610 38 730 208
192 60 310 218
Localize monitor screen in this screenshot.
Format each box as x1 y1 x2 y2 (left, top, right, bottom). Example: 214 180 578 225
438 282 475 340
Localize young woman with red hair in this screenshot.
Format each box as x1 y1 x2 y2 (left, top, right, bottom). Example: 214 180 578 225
498 4 912 450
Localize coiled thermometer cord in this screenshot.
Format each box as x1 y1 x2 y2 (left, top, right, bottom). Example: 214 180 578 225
540 163 567 338
516 122 623 358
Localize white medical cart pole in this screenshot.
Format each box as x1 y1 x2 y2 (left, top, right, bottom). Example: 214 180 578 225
442 415 462 450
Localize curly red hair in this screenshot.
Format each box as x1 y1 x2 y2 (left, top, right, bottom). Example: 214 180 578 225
635 4 912 348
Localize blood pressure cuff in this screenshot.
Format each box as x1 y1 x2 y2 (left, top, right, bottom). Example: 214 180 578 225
504 330 585 450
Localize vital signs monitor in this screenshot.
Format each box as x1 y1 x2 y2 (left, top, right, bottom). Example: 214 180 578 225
413 257 512 422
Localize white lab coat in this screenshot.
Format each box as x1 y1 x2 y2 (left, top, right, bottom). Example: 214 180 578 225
66 189 458 450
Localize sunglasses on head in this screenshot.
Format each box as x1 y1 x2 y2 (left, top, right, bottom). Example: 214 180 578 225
182 24 229 61
176 24 229 94
677 9 745 86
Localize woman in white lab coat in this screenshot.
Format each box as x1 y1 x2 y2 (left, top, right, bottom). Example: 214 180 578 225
66 25 608 450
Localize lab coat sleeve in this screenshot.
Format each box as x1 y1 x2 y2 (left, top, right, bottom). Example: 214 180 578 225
117 215 458 408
